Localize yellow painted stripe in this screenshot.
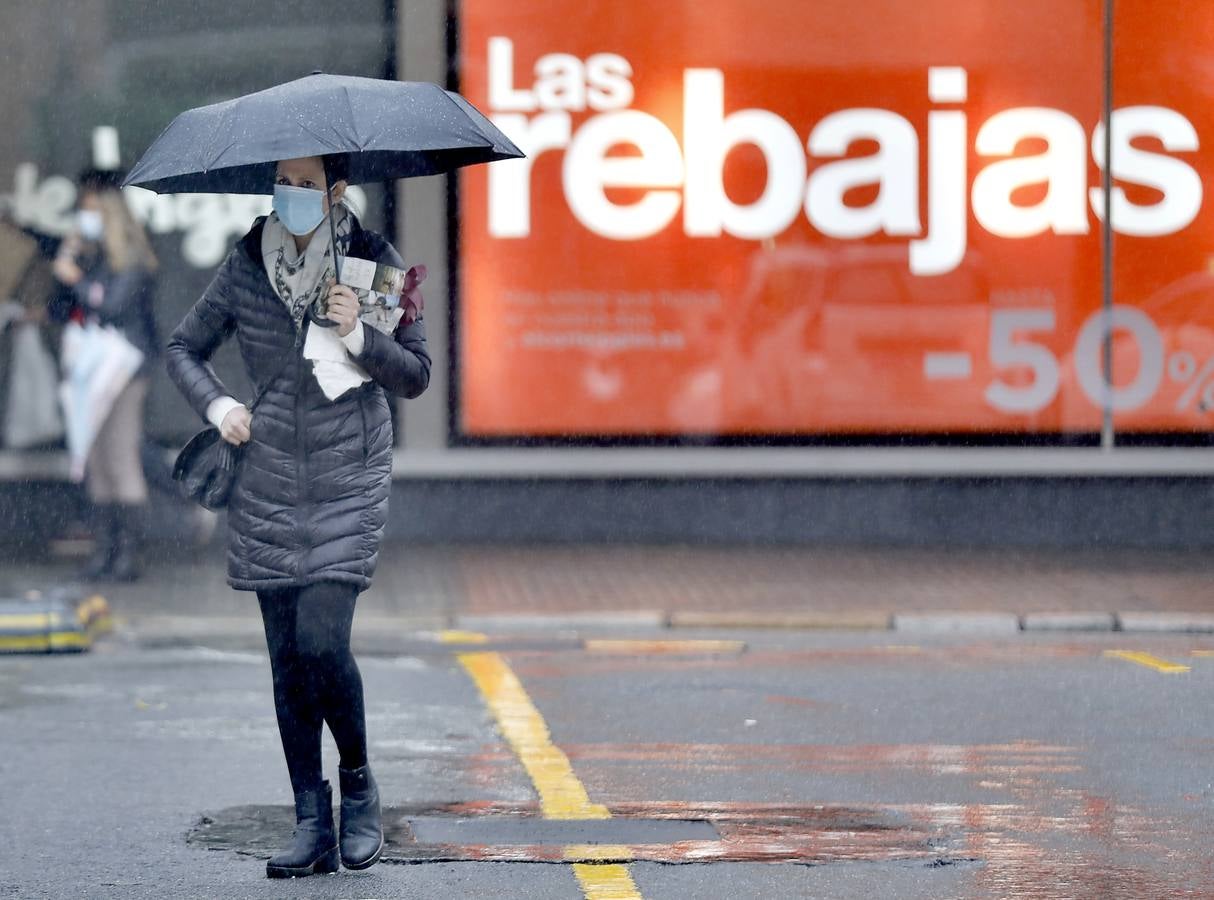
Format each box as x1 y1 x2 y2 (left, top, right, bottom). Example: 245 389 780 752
1190 650 1214 658
439 630 489 644
1104 650 1191 673
0 634 50 651
0 614 54 630
0 631 90 652
573 862 644 899
458 651 608 819
49 631 90 650
584 639 745 656
457 651 641 900
566 844 632 862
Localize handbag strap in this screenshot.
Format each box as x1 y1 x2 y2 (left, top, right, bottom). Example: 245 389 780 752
246 352 296 413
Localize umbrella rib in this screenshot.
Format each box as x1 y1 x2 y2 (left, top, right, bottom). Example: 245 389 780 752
293 108 347 153
200 100 240 173
206 139 241 172
342 85 363 151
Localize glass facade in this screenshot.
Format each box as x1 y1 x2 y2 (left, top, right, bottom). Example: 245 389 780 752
0 0 393 442
3 1 1212 460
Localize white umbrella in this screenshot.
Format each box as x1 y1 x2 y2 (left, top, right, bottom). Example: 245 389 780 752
58 322 144 481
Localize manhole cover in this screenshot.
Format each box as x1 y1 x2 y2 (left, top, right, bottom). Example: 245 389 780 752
408 816 717 845
189 801 953 864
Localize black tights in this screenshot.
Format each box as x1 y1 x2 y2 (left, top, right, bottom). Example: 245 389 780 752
257 582 367 795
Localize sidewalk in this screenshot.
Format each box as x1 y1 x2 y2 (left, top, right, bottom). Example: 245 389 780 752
3 543 1213 638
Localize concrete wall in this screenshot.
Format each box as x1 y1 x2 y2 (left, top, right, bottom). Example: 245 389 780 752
5 476 1214 551
398 1 451 452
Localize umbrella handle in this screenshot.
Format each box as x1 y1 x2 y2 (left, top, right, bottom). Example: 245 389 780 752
308 183 344 329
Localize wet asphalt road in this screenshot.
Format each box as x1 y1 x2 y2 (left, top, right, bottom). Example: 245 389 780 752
2 627 1214 899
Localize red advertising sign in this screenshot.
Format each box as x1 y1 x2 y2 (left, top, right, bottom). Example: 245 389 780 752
457 1 1213 439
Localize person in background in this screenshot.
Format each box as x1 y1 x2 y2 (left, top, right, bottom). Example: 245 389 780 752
51 169 159 581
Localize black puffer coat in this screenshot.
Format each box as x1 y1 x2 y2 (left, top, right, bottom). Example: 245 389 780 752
165 217 429 592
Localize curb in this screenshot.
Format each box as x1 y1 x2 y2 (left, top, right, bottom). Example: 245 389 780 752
111 609 1214 644
669 611 890 630
1117 612 1214 633
892 612 1022 635
454 611 667 631
1022 612 1117 632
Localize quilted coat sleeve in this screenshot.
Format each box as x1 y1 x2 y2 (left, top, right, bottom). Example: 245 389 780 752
355 316 431 399
165 253 238 422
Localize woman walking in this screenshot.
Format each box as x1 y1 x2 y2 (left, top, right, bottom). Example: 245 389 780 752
165 153 429 878
52 168 159 582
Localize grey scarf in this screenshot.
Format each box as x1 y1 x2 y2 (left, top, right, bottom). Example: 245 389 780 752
261 202 354 330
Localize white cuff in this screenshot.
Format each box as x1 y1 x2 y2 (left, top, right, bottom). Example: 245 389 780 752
340 322 366 357
206 396 244 430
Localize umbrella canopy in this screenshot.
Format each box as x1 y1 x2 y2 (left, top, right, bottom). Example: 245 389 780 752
124 73 523 195
58 323 144 482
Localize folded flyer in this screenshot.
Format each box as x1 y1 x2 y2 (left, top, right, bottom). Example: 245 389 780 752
340 256 412 310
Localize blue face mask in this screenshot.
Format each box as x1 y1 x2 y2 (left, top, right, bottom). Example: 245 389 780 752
272 184 327 236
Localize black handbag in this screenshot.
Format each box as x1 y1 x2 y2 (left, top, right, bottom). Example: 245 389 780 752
172 427 240 511
172 358 291 511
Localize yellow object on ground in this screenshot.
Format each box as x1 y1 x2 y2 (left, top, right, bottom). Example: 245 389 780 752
0 588 111 654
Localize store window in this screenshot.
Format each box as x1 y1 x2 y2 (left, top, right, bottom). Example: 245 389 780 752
453 0 1210 448
0 0 394 443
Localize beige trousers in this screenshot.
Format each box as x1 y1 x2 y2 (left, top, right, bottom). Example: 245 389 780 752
85 377 148 505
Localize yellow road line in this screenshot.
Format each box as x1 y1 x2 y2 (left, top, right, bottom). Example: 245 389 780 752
458 651 608 819
584 639 745 656
1190 650 1214 658
1103 650 1191 674
439 629 489 644
573 861 644 899
457 651 642 900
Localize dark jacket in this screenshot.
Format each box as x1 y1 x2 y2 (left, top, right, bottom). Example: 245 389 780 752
165 217 430 592
50 248 160 375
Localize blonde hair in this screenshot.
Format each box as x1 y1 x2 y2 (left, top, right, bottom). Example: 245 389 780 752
90 189 158 273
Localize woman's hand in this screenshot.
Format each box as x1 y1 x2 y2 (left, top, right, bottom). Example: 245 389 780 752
52 254 84 287
325 282 361 336
220 405 252 446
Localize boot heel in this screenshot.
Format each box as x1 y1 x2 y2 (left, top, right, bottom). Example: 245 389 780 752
315 847 340 874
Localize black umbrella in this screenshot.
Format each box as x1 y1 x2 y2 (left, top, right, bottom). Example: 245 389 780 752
124 72 522 324
123 73 522 194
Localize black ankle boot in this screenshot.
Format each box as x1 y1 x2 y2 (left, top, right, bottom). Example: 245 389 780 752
266 782 339 879
338 764 384 869
78 504 117 581
108 505 144 583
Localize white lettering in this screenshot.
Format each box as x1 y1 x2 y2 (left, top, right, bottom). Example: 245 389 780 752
805 109 920 239
683 68 805 240
910 108 966 276
534 53 587 111
489 112 572 238
562 110 684 240
488 37 538 112
1090 106 1202 236
586 53 634 111
482 50 1203 268
972 108 1089 238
